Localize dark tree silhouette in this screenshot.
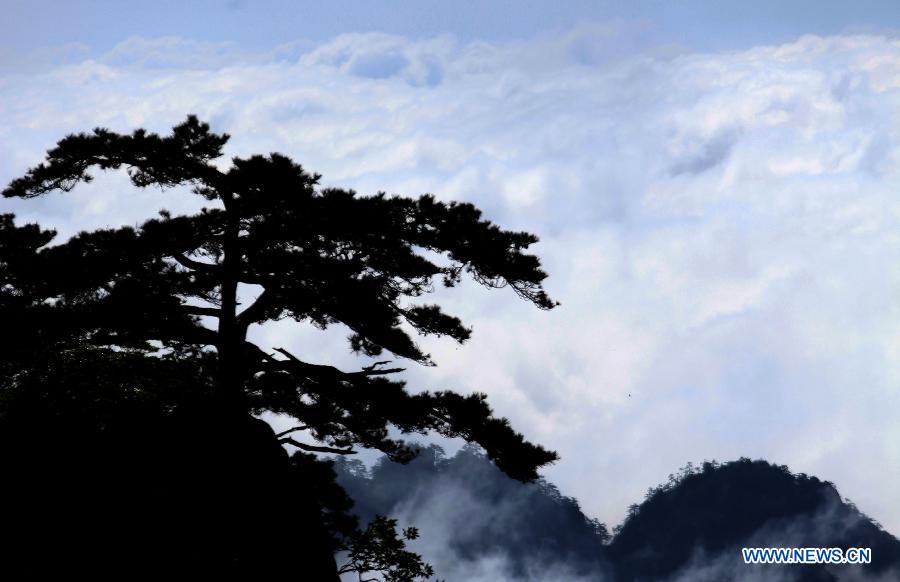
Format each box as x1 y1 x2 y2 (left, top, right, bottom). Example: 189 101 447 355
0 344 361 578
338 516 436 581
1 116 558 578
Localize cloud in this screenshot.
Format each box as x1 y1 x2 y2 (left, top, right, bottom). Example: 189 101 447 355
335 446 612 581
100 36 246 70
388 482 606 582
300 32 452 86
2 28 900 541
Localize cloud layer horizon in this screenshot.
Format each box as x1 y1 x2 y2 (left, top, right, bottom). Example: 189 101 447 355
2 26 898 538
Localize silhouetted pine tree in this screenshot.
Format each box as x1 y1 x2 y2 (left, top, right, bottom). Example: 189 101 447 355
1 116 558 579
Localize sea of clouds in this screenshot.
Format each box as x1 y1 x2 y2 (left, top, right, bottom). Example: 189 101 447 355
2 25 899 540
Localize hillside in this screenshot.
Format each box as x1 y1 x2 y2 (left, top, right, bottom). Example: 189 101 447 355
335 450 900 581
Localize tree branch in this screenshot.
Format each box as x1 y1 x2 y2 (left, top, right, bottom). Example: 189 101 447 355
279 437 356 455
358 360 406 376
172 253 220 273
236 287 273 330
272 347 405 378
180 305 221 317
275 425 309 438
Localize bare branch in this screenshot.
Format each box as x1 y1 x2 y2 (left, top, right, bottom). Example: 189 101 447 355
350 366 406 377
272 347 405 378
279 437 356 455
362 360 393 371
275 425 309 438
273 346 303 364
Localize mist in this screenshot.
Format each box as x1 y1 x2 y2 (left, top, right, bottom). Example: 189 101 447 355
335 448 900 581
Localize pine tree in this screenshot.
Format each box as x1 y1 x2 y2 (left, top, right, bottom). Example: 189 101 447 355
1 116 558 578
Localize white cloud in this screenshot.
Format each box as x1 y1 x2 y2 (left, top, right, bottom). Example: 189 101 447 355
2 29 900 539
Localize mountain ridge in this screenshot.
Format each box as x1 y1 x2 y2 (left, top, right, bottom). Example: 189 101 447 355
335 447 900 581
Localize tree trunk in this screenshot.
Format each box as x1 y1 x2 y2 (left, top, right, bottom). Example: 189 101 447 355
217 198 245 409
212 199 340 580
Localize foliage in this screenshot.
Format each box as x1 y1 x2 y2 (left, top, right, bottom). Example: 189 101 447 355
2 115 558 477
1 116 559 578
338 516 437 582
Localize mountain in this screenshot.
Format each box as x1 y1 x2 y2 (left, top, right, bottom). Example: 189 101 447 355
334 444 612 580
335 449 900 581
609 458 900 581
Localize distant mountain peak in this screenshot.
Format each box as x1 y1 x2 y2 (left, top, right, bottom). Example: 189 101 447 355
337 451 900 581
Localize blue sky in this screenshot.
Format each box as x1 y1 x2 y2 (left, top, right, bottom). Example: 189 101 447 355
3 0 900 561
5 0 900 58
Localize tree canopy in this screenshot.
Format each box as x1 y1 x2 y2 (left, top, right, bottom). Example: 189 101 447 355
1 116 558 578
